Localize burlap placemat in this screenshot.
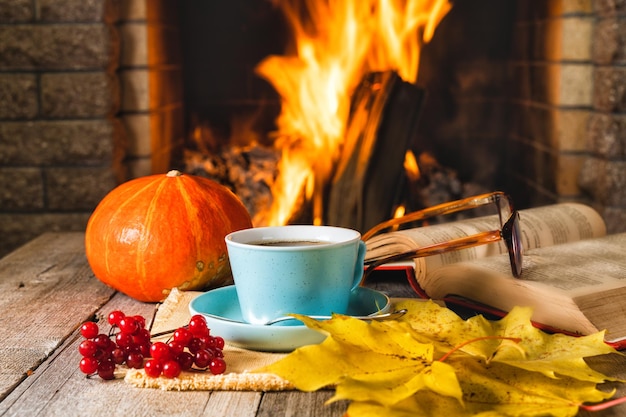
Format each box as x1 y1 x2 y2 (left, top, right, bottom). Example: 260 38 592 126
124 288 294 391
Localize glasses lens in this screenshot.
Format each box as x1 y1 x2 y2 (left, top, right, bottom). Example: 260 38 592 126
506 211 523 277
496 194 512 227
497 194 523 277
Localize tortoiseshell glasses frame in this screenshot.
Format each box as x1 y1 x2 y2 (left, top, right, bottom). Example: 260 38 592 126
362 191 523 279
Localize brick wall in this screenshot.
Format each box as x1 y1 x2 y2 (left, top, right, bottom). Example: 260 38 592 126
580 0 626 233
0 0 184 258
509 0 626 233
508 1 596 207
0 0 123 257
117 0 184 178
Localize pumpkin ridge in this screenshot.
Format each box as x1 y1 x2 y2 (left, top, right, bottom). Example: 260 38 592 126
197 176 243 232
103 178 160 280
135 176 170 299
196 178 241 272
175 176 205 287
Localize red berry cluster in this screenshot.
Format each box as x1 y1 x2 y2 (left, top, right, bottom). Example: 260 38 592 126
78 311 226 380
145 314 226 378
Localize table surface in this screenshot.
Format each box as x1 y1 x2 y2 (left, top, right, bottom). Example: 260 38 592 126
1 232 626 417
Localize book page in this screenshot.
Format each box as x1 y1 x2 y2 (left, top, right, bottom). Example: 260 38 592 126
421 233 626 339
516 202 606 248
522 233 626 297
419 260 597 335
436 233 626 295
364 203 606 281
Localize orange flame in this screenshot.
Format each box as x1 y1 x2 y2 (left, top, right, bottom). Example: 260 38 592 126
404 150 421 182
254 0 451 226
391 204 406 231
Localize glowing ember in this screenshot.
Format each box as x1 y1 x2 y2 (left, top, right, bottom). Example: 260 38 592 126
254 0 451 226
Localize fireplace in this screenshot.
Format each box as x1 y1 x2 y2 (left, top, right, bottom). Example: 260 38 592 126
1 0 625 258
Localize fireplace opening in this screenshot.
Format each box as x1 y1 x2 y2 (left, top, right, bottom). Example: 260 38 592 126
156 0 625 237
4 0 625 259
176 0 457 230
177 1 286 152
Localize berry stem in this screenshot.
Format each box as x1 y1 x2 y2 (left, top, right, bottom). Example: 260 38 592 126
150 325 187 339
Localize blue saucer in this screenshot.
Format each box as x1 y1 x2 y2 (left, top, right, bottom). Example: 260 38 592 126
189 285 390 352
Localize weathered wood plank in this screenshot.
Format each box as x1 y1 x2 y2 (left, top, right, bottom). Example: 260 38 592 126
203 391 262 417
2 232 626 417
0 293 147 414
1 286 265 417
0 292 220 417
0 233 115 400
257 391 347 417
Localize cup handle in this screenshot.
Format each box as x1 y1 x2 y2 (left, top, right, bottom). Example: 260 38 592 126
351 240 367 290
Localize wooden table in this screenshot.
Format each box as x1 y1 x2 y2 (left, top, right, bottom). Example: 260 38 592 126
1 232 626 417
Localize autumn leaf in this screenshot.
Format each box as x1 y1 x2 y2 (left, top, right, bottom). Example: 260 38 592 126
345 356 614 417
332 360 463 407
256 299 622 417
487 306 616 382
393 300 618 383
259 315 465 404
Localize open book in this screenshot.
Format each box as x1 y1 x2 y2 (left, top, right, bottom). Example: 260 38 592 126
365 203 626 347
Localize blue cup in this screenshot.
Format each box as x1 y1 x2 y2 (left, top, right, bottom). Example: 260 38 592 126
225 225 366 325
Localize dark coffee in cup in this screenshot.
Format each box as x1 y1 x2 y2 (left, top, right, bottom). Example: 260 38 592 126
249 240 331 247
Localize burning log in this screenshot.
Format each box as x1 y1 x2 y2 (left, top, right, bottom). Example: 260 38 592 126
183 71 481 231
325 71 426 232
185 145 279 220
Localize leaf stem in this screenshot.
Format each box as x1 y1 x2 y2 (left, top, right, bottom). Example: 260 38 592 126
438 336 522 362
580 395 626 412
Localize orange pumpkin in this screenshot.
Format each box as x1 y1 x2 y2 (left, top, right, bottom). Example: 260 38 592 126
85 170 253 302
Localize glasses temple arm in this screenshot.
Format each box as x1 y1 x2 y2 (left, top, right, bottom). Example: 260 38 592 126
362 192 505 241
362 230 502 282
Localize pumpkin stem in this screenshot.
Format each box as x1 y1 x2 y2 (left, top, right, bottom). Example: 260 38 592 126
166 170 182 177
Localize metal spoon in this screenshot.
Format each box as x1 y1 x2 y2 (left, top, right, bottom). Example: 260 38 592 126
265 308 408 325
204 308 408 326
150 309 409 338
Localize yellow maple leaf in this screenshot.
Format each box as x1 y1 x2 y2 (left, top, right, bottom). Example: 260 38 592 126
332 360 463 407
487 306 616 382
259 315 464 404
256 299 621 417
394 300 618 382
346 357 614 417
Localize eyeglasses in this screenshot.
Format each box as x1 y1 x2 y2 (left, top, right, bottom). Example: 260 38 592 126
362 191 523 280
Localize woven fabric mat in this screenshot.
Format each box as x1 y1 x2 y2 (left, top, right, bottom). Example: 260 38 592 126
124 288 294 391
